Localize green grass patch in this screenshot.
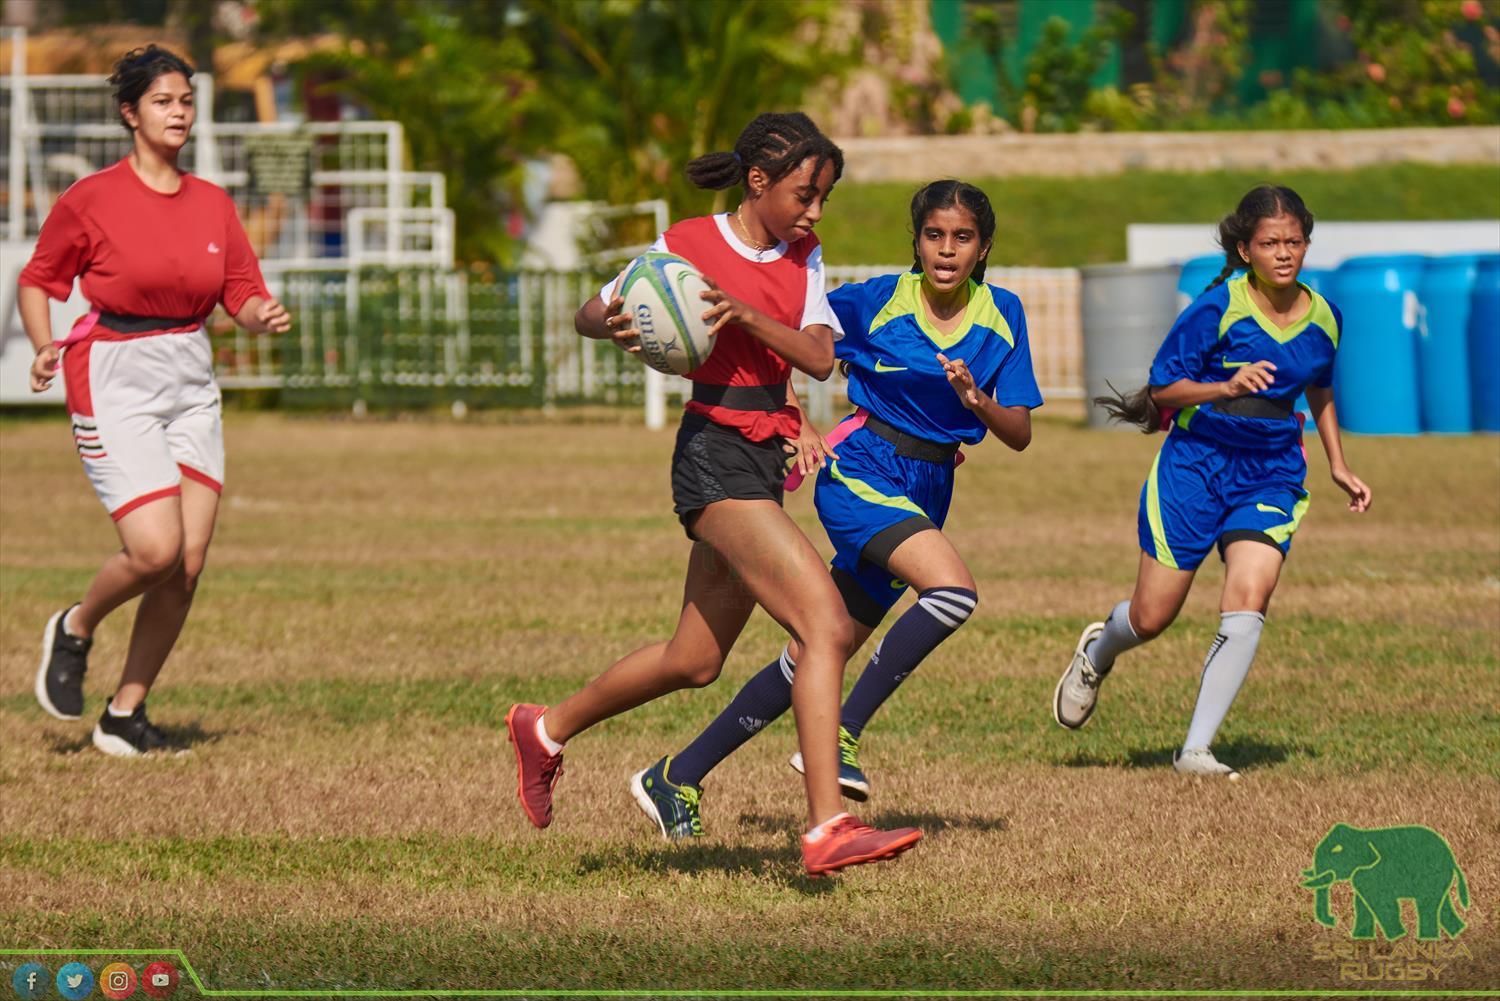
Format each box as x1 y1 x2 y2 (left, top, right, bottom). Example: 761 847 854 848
2 414 1496 992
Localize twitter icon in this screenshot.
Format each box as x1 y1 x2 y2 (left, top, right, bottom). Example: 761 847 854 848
56 963 93 1000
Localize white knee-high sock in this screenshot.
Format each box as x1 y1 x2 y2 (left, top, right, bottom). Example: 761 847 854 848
1183 611 1265 751
1085 600 1144 672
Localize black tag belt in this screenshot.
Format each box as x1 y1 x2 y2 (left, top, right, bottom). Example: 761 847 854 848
1216 396 1295 419
97 312 204 333
862 414 960 463
691 383 789 412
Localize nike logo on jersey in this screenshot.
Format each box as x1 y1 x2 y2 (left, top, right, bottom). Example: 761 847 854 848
207 242 220 254
874 360 908 372
1256 503 1287 515
1222 357 1249 368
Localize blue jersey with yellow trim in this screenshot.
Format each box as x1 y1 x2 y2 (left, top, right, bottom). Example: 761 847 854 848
829 272 1043 446
1150 273 1341 450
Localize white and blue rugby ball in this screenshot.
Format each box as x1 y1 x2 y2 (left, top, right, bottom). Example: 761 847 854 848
618 251 716 375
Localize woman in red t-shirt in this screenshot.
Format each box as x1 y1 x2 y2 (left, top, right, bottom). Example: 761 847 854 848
505 113 921 876
19 45 290 756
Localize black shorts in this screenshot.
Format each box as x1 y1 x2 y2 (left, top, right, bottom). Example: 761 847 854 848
671 412 787 538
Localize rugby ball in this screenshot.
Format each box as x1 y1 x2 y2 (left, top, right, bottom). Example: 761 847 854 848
618 252 716 375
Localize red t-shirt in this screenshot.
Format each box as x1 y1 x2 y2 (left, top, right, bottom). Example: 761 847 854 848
611 214 839 442
19 158 269 337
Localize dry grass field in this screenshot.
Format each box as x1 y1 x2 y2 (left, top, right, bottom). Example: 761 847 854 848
2 410 1496 995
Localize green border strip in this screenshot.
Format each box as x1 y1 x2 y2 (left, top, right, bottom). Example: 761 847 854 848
3 949 1497 999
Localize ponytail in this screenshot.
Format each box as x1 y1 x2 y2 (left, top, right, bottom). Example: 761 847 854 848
685 112 843 193
1093 381 1163 434
684 152 741 191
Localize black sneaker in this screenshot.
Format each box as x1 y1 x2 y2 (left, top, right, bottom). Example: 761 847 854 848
35 605 91 720
92 703 186 757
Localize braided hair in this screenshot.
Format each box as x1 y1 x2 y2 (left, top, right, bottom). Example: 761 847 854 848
1095 184 1316 432
109 45 194 134
685 112 843 193
909 180 996 283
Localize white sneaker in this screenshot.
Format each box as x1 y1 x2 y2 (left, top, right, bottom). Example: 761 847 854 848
1053 621 1107 729
1172 747 1241 781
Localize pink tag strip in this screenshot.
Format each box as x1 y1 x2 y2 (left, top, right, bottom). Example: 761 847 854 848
53 308 100 350
785 408 869 491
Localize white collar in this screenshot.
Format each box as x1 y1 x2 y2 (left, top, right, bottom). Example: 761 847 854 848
714 212 787 263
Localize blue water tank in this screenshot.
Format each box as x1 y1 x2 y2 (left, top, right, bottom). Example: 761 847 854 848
1299 267 1331 294
1470 254 1500 432
1176 255 1232 311
1292 268 1332 426
1330 255 1426 435
1417 255 1477 433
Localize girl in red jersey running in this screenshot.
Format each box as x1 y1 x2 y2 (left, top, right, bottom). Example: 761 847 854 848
20 45 290 756
505 112 921 876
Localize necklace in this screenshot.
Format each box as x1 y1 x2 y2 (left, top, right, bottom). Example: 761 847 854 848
733 206 776 260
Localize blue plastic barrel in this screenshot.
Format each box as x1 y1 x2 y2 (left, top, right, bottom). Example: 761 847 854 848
1177 255 1231 311
1470 254 1500 432
1298 267 1330 294
1417 256 1477 433
1330 255 1426 435
1292 268 1331 425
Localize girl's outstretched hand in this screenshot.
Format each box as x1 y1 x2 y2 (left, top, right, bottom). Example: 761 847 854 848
937 353 983 409
1332 465 1372 513
256 298 293 334
30 343 59 392
785 416 839 478
1223 360 1276 397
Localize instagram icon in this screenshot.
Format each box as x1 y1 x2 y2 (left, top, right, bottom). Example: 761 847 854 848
100 962 137 999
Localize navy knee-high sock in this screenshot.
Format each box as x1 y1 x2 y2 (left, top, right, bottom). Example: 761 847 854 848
841 587 977 738
669 646 795 788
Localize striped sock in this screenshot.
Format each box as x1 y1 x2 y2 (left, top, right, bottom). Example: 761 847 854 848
841 587 977 738
670 645 795 788
1183 611 1265 750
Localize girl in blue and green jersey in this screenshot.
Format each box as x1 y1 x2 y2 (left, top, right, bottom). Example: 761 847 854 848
629 179 1044 838
1054 184 1372 779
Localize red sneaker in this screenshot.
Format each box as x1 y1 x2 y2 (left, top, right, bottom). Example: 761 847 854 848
505 703 564 829
801 814 922 876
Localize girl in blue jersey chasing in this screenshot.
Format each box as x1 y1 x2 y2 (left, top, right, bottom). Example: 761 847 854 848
630 179 1043 838
1054 184 1371 779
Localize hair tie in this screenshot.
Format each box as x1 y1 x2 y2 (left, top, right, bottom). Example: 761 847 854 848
732 152 742 166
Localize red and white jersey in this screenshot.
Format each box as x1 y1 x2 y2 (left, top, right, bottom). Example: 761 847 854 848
601 213 840 440
19 158 270 338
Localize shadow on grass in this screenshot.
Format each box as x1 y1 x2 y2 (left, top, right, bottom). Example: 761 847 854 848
737 811 1009 836
574 842 838 893
1061 736 1317 771
41 718 224 756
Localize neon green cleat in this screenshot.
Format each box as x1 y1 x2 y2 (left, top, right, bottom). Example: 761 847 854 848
789 725 871 802
630 755 705 839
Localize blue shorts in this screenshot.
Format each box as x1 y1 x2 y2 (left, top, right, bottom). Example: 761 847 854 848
813 421 956 621
1138 430 1309 572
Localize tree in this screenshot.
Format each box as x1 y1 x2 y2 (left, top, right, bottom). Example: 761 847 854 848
253 0 546 262
527 0 859 215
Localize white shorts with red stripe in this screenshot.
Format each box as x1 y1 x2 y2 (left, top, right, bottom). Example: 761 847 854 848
62 328 224 520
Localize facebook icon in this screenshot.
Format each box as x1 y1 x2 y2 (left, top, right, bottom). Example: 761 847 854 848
11 963 49 999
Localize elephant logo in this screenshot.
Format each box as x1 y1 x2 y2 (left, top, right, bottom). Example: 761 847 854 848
1302 823 1470 941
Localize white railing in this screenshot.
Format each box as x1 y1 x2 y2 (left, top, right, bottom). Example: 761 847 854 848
1 27 453 270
